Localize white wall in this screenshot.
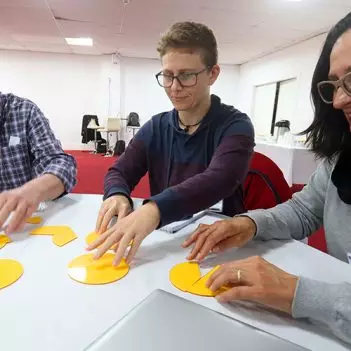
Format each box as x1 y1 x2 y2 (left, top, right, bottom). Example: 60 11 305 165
238 34 327 134
0 50 240 149
120 59 240 124
119 58 240 143
212 64 240 107
0 50 108 149
0 35 332 149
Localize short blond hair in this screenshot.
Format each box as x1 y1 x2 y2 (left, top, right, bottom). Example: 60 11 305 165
157 21 218 67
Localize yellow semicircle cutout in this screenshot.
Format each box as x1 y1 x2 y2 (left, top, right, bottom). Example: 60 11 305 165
169 262 228 297
0 234 11 249
169 262 201 292
53 230 77 247
30 225 71 236
68 253 129 285
187 265 228 297
26 216 43 225
0 259 24 289
30 226 77 247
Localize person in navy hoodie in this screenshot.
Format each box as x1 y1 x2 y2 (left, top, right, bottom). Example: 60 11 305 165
88 22 254 266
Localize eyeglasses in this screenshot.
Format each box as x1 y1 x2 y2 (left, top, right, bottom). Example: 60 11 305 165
317 71 351 104
155 68 208 88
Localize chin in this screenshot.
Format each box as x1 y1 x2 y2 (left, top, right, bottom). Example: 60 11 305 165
172 102 192 111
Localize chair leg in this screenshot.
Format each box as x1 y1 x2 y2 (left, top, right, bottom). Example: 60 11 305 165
93 130 97 153
104 132 112 157
105 132 109 156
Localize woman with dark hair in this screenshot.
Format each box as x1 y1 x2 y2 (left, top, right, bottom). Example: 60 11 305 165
183 13 351 344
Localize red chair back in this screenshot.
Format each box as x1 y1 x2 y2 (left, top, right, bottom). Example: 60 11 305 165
244 152 292 210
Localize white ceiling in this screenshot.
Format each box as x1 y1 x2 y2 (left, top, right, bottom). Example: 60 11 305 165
0 0 350 64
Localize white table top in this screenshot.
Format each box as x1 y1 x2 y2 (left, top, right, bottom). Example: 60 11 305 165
1 194 350 351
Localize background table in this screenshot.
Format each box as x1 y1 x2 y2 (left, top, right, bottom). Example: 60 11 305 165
1 194 350 351
255 141 320 185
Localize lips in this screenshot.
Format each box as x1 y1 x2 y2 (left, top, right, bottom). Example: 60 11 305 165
172 96 187 100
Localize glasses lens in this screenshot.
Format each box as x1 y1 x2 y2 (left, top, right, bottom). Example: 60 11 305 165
343 73 351 96
318 82 335 103
156 74 173 87
178 73 197 87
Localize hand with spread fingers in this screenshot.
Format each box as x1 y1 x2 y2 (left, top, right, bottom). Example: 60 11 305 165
88 202 161 266
207 256 298 314
182 217 257 261
0 186 40 234
95 195 132 234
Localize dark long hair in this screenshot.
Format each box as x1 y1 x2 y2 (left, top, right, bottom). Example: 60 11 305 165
302 13 351 159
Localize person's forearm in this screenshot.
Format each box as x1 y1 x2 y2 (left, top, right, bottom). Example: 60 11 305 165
22 174 65 202
246 160 331 242
245 198 319 242
293 277 351 344
104 138 147 200
148 135 253 227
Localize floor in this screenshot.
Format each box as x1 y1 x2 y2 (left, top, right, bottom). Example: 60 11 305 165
68 150 150 198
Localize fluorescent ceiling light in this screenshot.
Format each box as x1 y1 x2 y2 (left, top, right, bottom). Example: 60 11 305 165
65 37 93 46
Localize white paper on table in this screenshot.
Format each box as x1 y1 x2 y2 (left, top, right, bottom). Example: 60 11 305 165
159 208 227 234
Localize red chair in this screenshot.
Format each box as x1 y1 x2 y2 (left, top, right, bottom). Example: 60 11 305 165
291 184 327 253
244 152 292 210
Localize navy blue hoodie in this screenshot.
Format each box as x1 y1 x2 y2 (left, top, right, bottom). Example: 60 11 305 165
105 95 254 227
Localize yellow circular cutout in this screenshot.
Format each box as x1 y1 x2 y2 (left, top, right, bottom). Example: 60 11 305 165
0 259 24 289
68 253 129 285
170 262 227 297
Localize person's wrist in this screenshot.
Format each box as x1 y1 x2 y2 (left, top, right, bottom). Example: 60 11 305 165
115 194 130 204
237 216 257 239
112 194 133 209
282 274 299 315
144 201 161 227
20 182 43 203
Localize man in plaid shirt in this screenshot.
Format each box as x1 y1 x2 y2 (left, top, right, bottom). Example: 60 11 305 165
0 92 77 234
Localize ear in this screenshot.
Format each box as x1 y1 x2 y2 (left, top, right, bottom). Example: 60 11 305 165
208 65 220 86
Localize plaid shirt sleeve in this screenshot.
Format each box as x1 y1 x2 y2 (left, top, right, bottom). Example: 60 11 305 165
27 104 77 193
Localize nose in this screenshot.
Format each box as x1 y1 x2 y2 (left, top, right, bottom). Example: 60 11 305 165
333 87 351 110
170 77 183 92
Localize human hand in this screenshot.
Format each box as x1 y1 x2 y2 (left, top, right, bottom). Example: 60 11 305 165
95 195 132 233
182 217 256 261
0 185 41 234
207 256 298 314
88 202 161 265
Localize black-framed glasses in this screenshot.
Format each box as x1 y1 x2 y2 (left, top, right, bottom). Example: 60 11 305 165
317 71 351 104
155 68 208 88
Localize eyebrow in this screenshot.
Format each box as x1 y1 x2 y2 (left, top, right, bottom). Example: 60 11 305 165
162 69 198 74
328 66 351 80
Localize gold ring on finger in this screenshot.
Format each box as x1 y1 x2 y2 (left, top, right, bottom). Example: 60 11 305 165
233 268 241 283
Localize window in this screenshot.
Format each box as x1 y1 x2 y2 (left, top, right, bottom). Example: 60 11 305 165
252 78 297 136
